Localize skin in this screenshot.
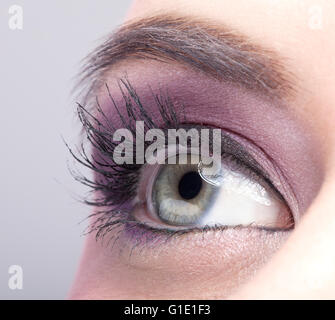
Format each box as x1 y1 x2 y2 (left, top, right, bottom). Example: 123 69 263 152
69 0 335 299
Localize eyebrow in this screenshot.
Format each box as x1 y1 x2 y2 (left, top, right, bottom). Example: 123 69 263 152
77 15 296 103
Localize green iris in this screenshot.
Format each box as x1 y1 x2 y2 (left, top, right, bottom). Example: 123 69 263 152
152 162 219 226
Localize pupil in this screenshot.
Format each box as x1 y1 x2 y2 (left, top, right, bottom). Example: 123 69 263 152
178 171 202 200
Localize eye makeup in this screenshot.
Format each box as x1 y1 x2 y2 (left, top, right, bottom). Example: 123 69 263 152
96 60 324 215
70 59 323 254
73 79 291 244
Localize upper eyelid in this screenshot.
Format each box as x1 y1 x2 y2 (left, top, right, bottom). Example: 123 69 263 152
75 14 297 106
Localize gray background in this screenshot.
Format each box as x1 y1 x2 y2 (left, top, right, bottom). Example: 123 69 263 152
0 0 132 299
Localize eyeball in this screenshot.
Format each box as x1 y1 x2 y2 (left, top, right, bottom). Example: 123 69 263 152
138 154 292 230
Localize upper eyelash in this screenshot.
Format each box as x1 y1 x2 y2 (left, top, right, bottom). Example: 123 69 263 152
67 78 184 207
66 78 186 242
67 78 292 245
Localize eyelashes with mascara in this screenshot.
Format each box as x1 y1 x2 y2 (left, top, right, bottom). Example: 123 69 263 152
67 78 294 249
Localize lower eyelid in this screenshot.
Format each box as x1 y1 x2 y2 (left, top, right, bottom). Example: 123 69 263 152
101 220 292 267
84 220 292 300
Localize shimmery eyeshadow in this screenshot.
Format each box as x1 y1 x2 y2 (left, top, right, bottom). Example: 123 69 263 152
97 60 323 219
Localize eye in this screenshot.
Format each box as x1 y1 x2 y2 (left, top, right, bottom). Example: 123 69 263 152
133 153 293 230
71 78 298 244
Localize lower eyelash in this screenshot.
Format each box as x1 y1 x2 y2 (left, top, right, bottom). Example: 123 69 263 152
83 209 184 251
83 207 292 255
